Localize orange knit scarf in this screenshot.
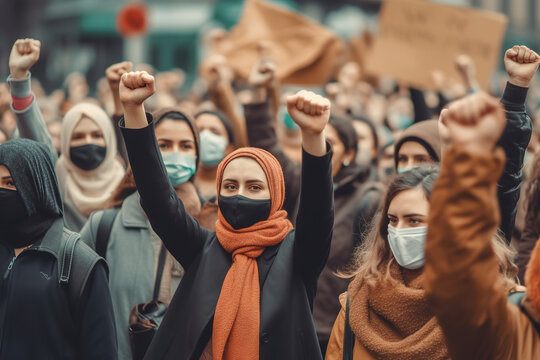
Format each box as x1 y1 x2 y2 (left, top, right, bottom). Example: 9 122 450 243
212 148 293 360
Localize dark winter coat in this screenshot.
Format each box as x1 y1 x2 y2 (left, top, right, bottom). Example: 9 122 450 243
120 114 334 360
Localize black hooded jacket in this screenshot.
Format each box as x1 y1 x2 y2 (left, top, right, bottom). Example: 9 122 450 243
0 139 117 360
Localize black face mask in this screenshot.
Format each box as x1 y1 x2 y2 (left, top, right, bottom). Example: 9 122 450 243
69 144 106 171
218 195 272 230
0 188 27 224
0 188 53 248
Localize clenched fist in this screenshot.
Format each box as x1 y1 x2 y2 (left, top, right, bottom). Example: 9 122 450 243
119 71 155 107
286 90 330 135
106 61 133 92
504 45 540 88
9 38 41 80
442 92 506 153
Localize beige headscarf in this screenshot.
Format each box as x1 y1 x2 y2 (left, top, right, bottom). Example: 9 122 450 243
56 103 125 217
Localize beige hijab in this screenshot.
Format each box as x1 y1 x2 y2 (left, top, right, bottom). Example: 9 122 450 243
56 103 125 217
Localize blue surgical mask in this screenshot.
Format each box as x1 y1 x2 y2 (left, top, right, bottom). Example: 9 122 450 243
283 112 299 130
387 225 427 270
389 112 414 130
161 152 197 187
199 130 227 167
397 166 418 174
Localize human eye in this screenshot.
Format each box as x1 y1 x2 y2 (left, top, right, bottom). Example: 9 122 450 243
158 142 169 150
92 131 104 139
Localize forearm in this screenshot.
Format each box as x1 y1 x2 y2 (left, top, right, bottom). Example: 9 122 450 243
120 114 205 267
498 82 532 242
294 145 334 281
209 81 248 147
8 73 58 162
424 147 513 359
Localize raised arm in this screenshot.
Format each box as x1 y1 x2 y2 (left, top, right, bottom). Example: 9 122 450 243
243 59 301 218
424 92 517 360
287 91 334 287
119 71 210 269
202 54 249 148
105 61 132 165
497 45 539 243
7 38 57 162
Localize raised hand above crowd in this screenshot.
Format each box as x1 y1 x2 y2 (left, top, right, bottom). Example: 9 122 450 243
105 61 133 116
504 45 540 88
442 92 506 153
9 39 40 80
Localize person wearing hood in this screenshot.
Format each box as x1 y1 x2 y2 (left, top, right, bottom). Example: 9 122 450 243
243 59 384 355
118 70 334 359
80 106 218 360
393 119 441 174
424 92 540 359
6 38 126 232
0 138 117 360
55 102 126 231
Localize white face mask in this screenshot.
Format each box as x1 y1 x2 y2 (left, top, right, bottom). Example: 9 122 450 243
387 225 427 270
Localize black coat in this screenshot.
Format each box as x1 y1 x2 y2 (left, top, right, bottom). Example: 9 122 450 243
0 219 117 360
120 115 334 360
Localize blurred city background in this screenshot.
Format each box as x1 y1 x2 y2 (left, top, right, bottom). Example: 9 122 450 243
0 0 539 93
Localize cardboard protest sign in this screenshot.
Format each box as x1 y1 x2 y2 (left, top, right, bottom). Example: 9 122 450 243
365 0 507 89
217 0 345 86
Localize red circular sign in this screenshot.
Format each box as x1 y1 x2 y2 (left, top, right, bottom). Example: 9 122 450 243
116 3 148 37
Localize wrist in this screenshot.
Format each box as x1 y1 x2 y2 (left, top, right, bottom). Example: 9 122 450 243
453 141 495 156
251 86 268 103
509 76 530 88
10 68 29 80
301 130 326 157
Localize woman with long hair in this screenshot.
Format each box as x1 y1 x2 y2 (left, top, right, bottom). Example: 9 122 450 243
325 124 518 358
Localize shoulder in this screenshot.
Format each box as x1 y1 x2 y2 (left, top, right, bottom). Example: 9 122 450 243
62 228 107 299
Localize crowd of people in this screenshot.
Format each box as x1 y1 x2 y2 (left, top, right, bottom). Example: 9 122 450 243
0 27 539 360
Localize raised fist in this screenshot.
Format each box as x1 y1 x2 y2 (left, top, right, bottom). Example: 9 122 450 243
286 90 330 135
455 54 478 89
248 59 276 87
442 92 506 153
106 61 133 92
119 71 155 106
9 38 41 80
200 54 234 86
504 45 540 88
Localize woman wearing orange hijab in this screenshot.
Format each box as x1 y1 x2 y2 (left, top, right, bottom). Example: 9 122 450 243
118 71 334 360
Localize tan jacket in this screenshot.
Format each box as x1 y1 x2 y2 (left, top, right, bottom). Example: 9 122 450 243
325 293 379 360
424 147 540 360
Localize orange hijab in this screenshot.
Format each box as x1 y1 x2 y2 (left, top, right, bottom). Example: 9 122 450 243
212 147 293 360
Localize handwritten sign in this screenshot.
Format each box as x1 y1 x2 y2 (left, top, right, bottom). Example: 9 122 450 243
365 0 507 89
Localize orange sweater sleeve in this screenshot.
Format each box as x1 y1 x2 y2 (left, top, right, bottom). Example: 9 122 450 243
424 146 515 360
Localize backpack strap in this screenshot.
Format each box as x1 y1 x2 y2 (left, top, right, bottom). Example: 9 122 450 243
95 208 120 258
59 228 107 315
343 292 355 360
152 244 168 301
